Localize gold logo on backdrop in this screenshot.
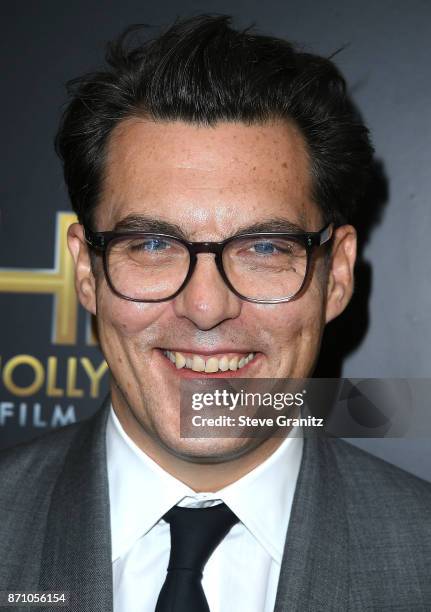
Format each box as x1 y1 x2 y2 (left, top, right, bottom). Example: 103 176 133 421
0 212 79 345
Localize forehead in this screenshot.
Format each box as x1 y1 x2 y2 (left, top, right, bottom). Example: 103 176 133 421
97 118 321 234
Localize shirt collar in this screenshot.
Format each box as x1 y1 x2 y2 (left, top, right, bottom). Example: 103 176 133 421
107 406 303 564
216 429 303 563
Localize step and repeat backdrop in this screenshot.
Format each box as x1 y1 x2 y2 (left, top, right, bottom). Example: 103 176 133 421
1 1 430 478
0 212 109 449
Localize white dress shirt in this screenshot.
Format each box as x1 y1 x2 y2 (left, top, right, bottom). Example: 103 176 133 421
106 407 303 612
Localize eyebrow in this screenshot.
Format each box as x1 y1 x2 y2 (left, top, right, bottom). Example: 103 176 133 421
112 214 309 240
233 218 308 235
113 215 188 239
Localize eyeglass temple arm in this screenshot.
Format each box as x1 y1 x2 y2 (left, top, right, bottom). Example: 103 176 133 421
84 227 106 249
318 224 333 246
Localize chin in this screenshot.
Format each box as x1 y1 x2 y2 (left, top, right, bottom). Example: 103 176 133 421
157 434 260 464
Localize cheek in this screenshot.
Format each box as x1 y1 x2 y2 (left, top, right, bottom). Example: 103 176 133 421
96 283 169 338
246 280 326 368
253 291 325 339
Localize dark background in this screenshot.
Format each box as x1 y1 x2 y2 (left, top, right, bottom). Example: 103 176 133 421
0 1 430 479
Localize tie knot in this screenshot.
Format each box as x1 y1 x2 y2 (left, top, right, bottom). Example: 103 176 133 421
163 502 239 574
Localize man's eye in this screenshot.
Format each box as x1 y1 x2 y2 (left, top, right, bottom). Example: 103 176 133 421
132 238 169 252
251 241 279 255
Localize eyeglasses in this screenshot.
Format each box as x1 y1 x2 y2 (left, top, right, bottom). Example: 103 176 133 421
84 224 333 304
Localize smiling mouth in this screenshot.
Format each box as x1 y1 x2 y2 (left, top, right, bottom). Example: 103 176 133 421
162 349 255 373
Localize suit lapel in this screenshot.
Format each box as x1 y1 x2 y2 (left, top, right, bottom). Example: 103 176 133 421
274 438 350 611
38 398 113 612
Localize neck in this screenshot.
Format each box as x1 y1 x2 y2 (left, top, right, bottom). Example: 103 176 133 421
112 391 285 492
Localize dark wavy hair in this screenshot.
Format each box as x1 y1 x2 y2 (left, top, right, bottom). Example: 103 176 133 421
55 14 374 230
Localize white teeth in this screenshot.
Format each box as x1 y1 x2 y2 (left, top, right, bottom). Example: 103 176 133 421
191 355 205 372
175 352 186 369
205 357 219 373
229 356 239 371
163 350 254 373
219 356 229 371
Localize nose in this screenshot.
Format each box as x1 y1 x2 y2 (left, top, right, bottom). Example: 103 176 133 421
172 254 242 330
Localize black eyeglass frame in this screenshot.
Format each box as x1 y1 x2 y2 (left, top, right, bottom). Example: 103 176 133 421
84 223 333 304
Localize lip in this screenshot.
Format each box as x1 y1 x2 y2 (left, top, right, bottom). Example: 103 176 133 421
155 348 262 378
160 347 256 357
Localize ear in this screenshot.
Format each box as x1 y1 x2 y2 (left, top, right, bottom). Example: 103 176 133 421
67 223 97 315
325 224 357 324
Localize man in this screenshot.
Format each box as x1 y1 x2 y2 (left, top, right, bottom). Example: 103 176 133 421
1 14 430 612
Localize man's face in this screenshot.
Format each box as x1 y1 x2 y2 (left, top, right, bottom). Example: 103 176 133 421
70 118 355 461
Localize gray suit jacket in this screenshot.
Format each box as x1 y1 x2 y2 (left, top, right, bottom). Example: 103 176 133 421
1 397 430 611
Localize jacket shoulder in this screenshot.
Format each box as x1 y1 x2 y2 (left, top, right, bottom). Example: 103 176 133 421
331 438 431 501
330 440 431 559
324 440 431 606
0 414 106 591
0 421 87 503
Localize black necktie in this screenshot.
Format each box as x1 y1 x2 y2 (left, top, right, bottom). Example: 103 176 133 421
155 502 239 612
